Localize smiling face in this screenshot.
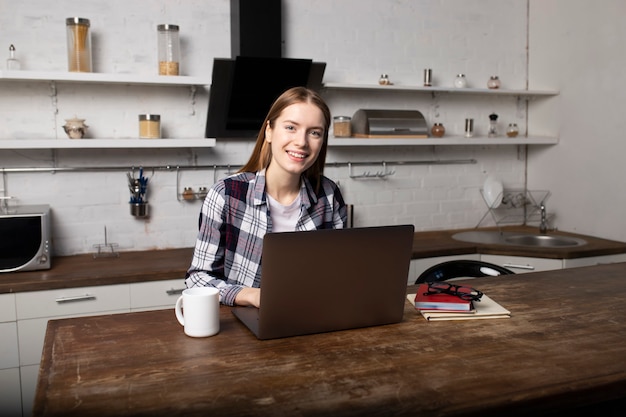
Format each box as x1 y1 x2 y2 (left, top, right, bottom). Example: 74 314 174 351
264 101 325 181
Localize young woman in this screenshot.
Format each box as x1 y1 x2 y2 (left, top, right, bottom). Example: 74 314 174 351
185 87 347 307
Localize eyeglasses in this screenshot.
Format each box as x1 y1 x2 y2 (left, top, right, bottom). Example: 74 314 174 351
424 281 483 302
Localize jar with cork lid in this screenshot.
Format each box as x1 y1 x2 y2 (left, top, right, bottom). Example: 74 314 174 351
139 114 161 139
157 24 180 75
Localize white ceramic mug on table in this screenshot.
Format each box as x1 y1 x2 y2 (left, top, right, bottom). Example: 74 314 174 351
175 287 220 337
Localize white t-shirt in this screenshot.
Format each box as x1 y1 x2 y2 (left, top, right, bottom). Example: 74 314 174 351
267 193 302 232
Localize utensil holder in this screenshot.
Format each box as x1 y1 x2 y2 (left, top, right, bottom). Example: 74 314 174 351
130 202 149 218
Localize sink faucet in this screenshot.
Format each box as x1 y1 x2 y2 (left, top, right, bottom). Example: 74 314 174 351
539 203 548 234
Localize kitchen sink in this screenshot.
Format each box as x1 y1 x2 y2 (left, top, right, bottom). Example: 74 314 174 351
452 231 587 248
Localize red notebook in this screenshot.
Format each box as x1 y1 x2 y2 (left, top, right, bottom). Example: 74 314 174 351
414 283 473 311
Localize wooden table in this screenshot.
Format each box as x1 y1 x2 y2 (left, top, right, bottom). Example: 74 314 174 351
34 263 626 417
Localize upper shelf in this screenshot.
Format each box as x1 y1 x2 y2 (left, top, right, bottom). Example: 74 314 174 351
0 70 211 87
329 136 558 146
0 139 216 149
323 82 559 97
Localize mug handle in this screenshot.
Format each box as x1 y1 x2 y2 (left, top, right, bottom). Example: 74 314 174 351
175 295 185 326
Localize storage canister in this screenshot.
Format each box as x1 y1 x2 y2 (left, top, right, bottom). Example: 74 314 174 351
333 116 352 137
139 114 161 138
157 24 180 75
66 17 92 72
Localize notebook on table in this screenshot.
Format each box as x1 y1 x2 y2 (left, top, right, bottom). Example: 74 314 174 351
232 224 415 340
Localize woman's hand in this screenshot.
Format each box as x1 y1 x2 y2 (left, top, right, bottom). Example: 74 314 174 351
235 287 261 308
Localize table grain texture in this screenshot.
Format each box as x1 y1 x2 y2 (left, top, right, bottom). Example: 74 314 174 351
33 262 626 417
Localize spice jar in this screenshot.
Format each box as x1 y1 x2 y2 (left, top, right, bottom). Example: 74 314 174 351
488 113 499 137
454 74 467 88
487 76 501 89
378 74 390 85
464 118 474 138
423 68 432 87
139 114 161 139
333 116 352 137
183 187 195 200
506 123 519 137
431 123 445 138
7 44 21 70
66 17 92 72
157 24 180 75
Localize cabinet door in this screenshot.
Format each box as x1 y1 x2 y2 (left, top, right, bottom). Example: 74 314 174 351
0 368 22 417
563 253 626 268
410 254 481 284
130 278 186 311
15 284 130 320
0 322 19 369
481 254 563 273
20 364 38 417
0 293 16 322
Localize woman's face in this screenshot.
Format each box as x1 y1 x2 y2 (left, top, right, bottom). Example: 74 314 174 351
265 101 325 179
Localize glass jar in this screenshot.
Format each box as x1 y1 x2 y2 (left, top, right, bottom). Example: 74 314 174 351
487 76 501 89
423 68 432 87
378 74 390 85
6 44 21 70
139 114 161 138
488 113 499 137
506 123 519 137
454 74 467 88
333 116 352 137
464 118 474 137
157 24 180 75
66 17 92 72
431 123 445 138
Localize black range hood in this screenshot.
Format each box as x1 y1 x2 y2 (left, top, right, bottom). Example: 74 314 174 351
205 0 326 139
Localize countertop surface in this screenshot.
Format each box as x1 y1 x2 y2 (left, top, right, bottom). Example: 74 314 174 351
33 262 626 416
3 226 626 294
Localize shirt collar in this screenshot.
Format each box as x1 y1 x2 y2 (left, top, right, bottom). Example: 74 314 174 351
252 169 317 209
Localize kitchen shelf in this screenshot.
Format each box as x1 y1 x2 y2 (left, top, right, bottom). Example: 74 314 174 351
323 82 559 97
0 139 216 149
329 136 558 146
0 70 211 86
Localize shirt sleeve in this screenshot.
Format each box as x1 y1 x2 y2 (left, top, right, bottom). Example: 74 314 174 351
185 183 244 306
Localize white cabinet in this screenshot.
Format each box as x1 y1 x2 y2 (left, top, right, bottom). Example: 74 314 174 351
130 278 186 311
562 253 626 268
0 293 21 417
480 254 562 273
0 368 22 417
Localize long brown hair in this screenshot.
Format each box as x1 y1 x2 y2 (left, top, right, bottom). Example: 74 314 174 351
238 86 331 192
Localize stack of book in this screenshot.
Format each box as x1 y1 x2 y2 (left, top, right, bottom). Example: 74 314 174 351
408 283 511 321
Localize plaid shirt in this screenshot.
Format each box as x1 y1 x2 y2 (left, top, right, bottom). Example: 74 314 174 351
185 169 347 306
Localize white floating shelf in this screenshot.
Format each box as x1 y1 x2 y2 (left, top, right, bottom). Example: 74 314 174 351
328 136 559 146
0 70 211 86
323 82 559 97
0 138 216 149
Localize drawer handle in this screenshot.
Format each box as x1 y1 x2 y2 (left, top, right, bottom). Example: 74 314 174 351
502 263 535 271
55 294 97 303
166 288 185 296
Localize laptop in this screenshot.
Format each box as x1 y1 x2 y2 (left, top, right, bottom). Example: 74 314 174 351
232 224 415 340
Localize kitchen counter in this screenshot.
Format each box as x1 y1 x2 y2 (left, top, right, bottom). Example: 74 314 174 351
2 226 626 294
33 262 626 416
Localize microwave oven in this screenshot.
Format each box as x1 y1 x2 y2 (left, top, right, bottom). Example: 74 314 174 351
0 204 52 273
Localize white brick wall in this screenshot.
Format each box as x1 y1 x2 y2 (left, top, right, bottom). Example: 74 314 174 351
1 0 530 255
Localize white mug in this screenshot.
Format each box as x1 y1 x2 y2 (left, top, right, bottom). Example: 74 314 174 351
175 287 220 337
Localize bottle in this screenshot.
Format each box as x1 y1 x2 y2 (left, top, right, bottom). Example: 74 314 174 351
454 74 467 88
464 118 474 138
487 76 501 89
488 113 499 137
158 24 180 75
6 44 20 70
506 123 519 137
431 123 445 138
378 74 390 85
66 17 92 72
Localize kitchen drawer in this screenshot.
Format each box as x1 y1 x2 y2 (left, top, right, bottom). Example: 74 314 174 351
563 253 626 268
0 322 19 369
0 293 16 322
130 279 186 311
15 284 130 320
481 254 562 273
